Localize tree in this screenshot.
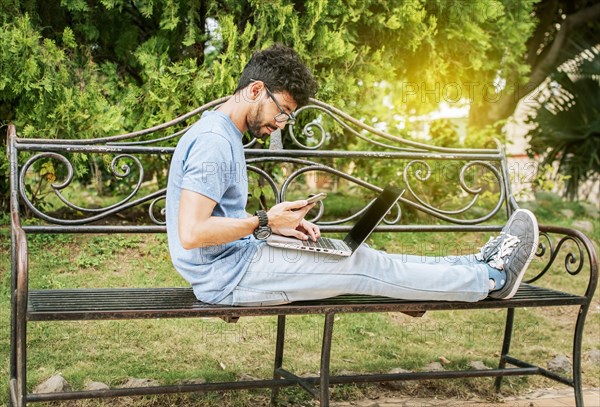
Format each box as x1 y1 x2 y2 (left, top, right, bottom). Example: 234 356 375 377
1 1 546 133
1 0 542 213
469 0 600 128
525 45 600 200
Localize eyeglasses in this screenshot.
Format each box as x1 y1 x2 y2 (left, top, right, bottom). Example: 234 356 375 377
253 80 296 125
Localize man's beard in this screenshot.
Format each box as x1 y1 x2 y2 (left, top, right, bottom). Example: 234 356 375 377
247 104 277 139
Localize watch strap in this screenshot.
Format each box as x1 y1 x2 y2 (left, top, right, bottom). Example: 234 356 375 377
254 210 268 228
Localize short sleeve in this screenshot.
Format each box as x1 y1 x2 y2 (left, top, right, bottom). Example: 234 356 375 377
181 132 234 203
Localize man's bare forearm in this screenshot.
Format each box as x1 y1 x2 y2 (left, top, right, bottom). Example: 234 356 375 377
180 215 259 249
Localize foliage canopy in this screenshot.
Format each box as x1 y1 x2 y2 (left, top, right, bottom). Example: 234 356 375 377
1 0 540 139
5 1 598 209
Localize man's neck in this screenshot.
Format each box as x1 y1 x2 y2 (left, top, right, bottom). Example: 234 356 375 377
216 96 249 135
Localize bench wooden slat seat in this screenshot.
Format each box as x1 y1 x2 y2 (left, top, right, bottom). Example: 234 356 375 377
28 284 587 321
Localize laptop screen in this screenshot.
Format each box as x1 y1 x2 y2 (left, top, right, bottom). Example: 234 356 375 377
343 186 404 250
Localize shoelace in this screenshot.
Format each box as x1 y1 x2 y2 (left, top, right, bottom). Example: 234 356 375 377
475 233 505 262
476 233 521 269
486 234 521 270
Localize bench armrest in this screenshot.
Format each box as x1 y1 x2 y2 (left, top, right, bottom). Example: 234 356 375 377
527 224 598 299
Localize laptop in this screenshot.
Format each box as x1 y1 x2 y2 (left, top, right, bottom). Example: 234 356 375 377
266 186 404 257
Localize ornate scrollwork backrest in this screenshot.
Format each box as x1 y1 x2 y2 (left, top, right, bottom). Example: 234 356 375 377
12 97 510 229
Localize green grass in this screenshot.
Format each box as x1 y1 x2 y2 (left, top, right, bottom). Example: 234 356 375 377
0 195 598 406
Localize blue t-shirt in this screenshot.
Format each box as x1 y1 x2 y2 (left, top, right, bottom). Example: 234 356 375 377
166 110 260 303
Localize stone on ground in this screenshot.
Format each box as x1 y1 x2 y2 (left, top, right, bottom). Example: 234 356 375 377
33 375 71 393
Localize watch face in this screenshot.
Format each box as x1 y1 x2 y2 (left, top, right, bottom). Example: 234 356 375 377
255 227 272 240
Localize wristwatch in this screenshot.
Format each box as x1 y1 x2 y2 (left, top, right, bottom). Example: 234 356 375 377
253 210 272 240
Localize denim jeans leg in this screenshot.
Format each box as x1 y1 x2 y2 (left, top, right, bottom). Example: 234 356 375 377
225 244 489 306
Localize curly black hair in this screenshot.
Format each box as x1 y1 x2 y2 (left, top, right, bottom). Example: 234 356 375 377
235 44 318 107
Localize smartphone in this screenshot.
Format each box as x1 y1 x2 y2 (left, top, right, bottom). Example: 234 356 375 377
305 192 327 205
292 192 327 211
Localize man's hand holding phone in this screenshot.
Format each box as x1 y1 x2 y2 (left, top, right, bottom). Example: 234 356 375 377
266 193 326 241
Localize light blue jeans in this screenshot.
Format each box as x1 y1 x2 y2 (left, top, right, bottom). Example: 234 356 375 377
216 243 491 306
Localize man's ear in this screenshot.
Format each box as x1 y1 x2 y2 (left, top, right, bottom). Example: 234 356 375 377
247 80 264 101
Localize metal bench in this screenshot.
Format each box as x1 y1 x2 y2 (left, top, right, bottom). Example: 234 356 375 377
8 98 598 406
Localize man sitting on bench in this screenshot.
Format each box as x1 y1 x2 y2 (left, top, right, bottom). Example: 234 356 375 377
165 44 539 307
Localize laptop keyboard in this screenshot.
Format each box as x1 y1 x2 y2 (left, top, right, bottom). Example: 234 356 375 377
304 237 348 251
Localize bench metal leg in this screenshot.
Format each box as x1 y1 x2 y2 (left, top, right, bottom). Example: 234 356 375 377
270 315 286 406
319 313 335 407
10 231 27 407
13 252 28 407
15 300 27 407
496 305 587 407
494 308 515 393
10 237 17 404
9 268 27 407
573 304 590 407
